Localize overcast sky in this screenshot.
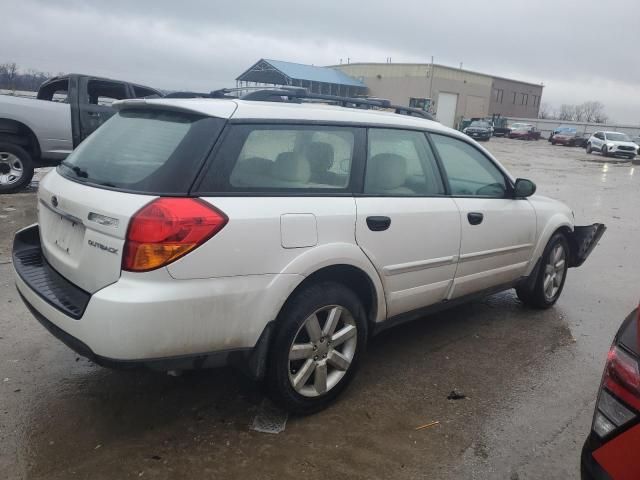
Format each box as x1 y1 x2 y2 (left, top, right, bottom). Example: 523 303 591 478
3 0 640 124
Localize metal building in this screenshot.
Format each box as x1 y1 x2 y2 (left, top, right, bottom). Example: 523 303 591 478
236 59 367 98
332 63 544 128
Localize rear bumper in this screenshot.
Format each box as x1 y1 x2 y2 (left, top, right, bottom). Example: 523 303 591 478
581 436 610 480
13 224 300 370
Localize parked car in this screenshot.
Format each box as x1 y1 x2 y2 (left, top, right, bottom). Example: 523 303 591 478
586 131 638 160
0 74 162 193
462 120 493 141
509 124 541 140
581 304 640 479
550 127 587 147
12 90 605 414
632 135 640 147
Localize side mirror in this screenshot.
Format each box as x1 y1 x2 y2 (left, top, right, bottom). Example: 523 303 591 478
514 178 536 198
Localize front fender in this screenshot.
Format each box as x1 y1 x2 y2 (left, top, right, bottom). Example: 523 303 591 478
526 213 574 276
279 242 387 323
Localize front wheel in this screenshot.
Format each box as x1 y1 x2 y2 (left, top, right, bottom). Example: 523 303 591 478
267 282 367 415
586 143 592 154
517 233 569 309
601 146 608 157
0 143 34 193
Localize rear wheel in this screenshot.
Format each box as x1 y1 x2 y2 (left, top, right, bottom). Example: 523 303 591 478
267 281 367 415
0 143 34 194
517 233 569 309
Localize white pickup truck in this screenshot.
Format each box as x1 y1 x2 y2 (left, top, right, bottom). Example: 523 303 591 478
0 74 161 193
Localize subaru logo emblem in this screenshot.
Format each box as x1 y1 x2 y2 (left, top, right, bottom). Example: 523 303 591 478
51 195 58 208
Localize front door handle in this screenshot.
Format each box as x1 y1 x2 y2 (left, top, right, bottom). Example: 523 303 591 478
366 216 391 231
467 212 484 225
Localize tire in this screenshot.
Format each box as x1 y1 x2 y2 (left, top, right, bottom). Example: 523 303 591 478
516 233 570 309
586 143 592 154
601 146 608 157
0 143 34 194
266 281 368 415
551 140 556 145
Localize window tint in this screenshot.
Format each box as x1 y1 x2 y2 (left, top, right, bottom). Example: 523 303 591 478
133 86 160 98
86 80 128 106
58 109 223 194
207 125 356 191
430 134 508 198
364 129 444 196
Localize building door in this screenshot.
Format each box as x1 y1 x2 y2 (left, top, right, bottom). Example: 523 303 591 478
437 92 458 128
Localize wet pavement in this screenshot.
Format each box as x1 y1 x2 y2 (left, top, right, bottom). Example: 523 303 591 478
1 138 638 479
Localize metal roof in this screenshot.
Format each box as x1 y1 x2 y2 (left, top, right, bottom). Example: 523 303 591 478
237 59 365 87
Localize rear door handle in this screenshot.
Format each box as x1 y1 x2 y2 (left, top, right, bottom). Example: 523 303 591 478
467 212 484 225
366 216 391 231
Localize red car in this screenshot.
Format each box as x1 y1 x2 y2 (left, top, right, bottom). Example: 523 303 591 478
581 304 640 479
508 123 541 140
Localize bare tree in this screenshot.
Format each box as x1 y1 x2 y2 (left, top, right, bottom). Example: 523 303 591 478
581 101 607 123
0 62 57 91
558 104 576 121
538 102 552 119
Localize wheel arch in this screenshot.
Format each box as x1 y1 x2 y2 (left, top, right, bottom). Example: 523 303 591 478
0 118 41 161
525 215 574 277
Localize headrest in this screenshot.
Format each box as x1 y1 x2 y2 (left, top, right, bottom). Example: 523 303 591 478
273 152 311 183
367 153 407 190
305 142 334 173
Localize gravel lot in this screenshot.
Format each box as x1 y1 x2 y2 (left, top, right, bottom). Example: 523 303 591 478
1 137 637 479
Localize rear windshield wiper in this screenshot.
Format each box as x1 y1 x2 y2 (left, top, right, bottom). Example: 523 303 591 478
60 160 89 178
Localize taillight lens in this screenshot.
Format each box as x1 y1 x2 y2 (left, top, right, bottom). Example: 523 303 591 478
603 346 640 412
123 198 227 272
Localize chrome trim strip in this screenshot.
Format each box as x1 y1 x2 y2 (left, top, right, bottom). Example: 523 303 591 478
39 199 84 225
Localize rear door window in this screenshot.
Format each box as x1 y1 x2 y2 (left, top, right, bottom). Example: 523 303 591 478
58 109 224 194
364 128 444 196
198 124 361 193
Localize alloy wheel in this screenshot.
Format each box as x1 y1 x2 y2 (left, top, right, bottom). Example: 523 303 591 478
288 305 357 398
543 244 566 301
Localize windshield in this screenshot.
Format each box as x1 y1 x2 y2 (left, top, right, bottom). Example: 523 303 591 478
557 128 576 135
57 109 224 193
606 133 631 142
470 121 490 128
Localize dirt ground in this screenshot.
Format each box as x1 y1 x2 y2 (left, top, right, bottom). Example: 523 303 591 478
1 138 638 479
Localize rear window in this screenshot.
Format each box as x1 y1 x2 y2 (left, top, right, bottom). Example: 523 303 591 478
58 109 224 194
197 124 360 193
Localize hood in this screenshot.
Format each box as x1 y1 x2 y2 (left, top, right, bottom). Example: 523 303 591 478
607 141 638 148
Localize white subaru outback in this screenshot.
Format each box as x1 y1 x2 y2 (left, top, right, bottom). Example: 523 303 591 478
13 91 605 414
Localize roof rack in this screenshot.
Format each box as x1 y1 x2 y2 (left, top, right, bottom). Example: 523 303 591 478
164 86 434 121
239 87 434 120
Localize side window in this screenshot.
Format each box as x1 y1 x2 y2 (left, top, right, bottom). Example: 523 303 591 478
595 132 604 140
86 80 128 106
36 79 69 103
364 129 444 196
430 134 508 198
202 125 356 192
133 86 160 98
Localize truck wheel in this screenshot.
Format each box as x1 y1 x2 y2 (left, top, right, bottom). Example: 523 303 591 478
0 143 34 193
586 143 592 154
267 281 367 415
516 233 569 309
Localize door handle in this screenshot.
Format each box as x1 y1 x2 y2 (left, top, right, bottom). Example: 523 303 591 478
87 111 101 118
366 216 391 231
467 212 484 225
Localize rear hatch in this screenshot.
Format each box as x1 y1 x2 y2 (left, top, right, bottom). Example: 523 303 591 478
39 107 225 293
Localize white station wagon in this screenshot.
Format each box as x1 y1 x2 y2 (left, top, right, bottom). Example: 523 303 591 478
13 89 605 414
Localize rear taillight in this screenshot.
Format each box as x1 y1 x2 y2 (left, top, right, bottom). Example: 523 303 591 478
593 345 640 438
123 198 227 272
